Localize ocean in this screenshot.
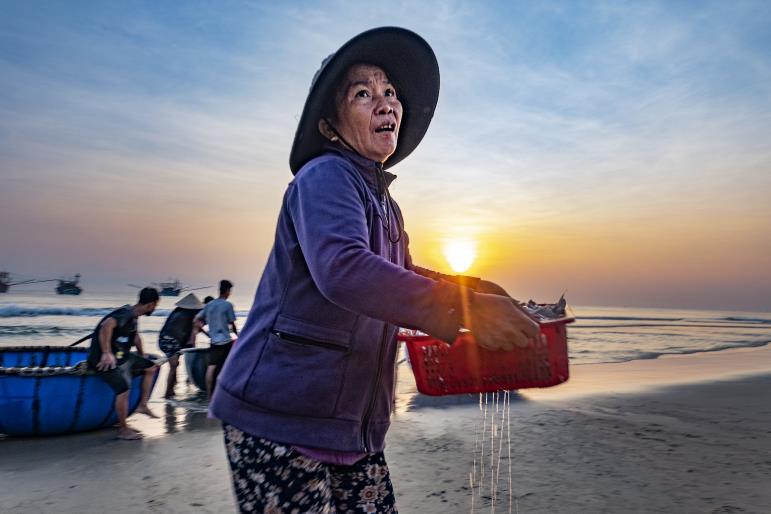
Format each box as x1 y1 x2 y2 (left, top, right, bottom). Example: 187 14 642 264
1 290 770 365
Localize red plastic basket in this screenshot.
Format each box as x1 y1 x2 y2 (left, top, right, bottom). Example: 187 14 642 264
398 317 574 396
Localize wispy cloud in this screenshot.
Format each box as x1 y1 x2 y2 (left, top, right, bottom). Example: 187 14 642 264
1 0 770 309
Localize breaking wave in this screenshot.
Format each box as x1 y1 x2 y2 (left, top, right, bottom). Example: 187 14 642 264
720 316 771 324
0 305 170 318
0 325 88 337
612 339 771 363
0 305 250 318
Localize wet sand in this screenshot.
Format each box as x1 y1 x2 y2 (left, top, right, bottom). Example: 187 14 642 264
2 347 770 513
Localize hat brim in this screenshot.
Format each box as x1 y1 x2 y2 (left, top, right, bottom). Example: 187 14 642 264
289 27 440 174
175 293 204 310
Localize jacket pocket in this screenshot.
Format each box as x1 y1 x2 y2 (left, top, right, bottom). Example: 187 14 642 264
271 330 348 352
244 318 351 418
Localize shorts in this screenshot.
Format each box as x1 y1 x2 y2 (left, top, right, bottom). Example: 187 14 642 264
96 353 154 395
208 341 233 368
158 335 191 357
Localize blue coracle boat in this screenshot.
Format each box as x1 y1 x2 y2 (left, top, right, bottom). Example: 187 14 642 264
0 346 159 436
180 347 208 391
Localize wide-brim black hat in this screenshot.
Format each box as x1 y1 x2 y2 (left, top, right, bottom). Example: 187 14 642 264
289 27 440 174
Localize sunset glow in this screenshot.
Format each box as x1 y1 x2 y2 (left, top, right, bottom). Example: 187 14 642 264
0 2 769 310
442 239 477 273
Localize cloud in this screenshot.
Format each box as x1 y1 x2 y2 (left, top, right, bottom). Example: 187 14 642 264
1 0 770 309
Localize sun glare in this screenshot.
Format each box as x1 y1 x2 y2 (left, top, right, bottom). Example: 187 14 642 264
442 239 477 273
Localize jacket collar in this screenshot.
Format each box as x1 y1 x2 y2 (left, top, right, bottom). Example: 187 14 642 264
324 143 397 188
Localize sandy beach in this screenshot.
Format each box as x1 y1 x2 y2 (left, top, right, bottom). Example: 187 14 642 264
2 346 770 513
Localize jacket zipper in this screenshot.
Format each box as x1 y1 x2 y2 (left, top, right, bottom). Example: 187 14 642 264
361 323 389 452
360 173 393 452
271 330 347 353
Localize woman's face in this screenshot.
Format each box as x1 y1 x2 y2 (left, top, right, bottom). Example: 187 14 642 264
329 64 402 163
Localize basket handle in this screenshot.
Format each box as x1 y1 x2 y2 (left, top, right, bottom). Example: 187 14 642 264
396 334 434 343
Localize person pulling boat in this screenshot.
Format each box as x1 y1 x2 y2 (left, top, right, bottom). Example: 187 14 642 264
193 280 238 399
158 293 204 398
87 287 161 440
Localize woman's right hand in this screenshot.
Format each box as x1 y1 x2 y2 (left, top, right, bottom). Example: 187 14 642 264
467 293 541 351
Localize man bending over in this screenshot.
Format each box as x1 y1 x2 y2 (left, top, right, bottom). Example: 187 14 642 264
88 287 160 440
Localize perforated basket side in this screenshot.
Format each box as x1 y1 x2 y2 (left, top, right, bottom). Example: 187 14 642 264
402 321 570 396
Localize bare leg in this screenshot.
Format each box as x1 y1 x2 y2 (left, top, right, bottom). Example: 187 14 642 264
116 391 141 440
116 390 129 428
135 366 159 418
205 364 217 400
164 355 179 398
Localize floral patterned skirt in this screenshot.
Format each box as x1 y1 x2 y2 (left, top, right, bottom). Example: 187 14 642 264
223 423 398 513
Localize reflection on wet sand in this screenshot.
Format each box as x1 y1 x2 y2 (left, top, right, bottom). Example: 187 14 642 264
129 364 220 438
161 395 214 435
402 389 526 412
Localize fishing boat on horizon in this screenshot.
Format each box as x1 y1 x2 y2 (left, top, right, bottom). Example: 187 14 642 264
157 278 184 296
129 279 210 297
0 271 37 294
55 274 83 295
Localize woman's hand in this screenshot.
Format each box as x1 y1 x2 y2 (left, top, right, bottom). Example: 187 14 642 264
467 293 541 351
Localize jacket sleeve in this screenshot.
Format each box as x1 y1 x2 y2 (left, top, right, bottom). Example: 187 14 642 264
287 158 467 343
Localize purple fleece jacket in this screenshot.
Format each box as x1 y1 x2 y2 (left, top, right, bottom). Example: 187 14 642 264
209 146 473 453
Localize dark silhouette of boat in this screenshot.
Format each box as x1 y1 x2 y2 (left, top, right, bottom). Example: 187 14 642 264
157 279 183 296
0 346 159 436
129 279 209 297
56 274 83 295
180 347 209 391
0 271 36 293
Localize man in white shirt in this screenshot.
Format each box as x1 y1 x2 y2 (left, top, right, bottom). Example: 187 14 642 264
194 280 238 399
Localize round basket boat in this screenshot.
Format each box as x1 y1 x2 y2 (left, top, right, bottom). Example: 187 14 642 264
0 346 159 437
180 347 209 391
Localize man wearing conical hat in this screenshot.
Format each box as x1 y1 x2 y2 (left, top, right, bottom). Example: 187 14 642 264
158 292 204 398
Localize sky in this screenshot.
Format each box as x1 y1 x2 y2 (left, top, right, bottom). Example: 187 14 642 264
1 0 770 311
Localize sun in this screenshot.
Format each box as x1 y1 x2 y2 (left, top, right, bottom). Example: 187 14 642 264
442 239 477 273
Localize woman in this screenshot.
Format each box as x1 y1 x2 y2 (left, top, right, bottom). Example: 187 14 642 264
210 27 540 512
158 293 203 398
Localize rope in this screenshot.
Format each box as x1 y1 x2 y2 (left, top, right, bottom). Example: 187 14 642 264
0 360 90 377
0 347 164 377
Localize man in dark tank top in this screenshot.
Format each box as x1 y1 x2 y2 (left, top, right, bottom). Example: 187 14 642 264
88 287 160 440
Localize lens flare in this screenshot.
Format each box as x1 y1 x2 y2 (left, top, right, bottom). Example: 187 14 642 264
442 239 477 273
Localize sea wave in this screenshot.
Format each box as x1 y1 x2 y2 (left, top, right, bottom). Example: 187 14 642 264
0 305 114 318
572 323 771 330
720 316 771 324
579 316 684 322
0 305 171 318
580 315 771 325
585 339 771 364
0 325 89 337
0 305 250 318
